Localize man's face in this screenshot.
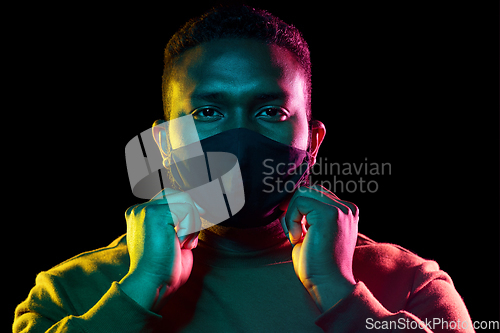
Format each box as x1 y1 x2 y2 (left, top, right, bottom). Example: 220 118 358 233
165 38 310 150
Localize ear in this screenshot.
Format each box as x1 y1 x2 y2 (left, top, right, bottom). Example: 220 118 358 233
309 120 326 166
152 119 169 159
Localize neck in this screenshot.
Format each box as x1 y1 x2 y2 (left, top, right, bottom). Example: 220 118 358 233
198 215 289 252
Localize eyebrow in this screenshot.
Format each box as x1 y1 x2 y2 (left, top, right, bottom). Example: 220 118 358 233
190 92 226 103
255 92 287 102
190 91 288 103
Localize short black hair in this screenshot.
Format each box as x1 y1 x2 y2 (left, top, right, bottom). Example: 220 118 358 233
162 4 311 121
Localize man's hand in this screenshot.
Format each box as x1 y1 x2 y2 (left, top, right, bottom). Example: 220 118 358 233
119 188 205 313
280 185 359 312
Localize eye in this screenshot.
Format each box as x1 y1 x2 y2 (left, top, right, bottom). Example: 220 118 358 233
256 107 290 122
191 107 224 122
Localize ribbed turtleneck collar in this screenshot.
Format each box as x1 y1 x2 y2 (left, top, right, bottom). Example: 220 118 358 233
194 218 293 268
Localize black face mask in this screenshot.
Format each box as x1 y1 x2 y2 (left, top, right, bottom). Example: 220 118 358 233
165 128 311 229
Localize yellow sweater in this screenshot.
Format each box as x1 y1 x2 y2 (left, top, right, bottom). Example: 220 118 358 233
14 220 473 332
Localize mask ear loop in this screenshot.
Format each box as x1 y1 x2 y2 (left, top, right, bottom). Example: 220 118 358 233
299 119 320 187
296 151 313 188
153 119 182 191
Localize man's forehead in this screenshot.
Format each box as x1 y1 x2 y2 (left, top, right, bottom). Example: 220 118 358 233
170 39 306 101
175 39 285 70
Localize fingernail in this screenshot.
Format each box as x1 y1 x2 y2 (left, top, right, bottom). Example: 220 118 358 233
189 237 198 249
194 202 206 215
179 235 187 247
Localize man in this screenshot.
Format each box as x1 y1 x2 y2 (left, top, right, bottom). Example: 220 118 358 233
14 5 473 332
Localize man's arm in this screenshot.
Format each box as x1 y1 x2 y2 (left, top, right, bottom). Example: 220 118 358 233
14 188 204 332
314 261 474 333
13 272 161 333
280 185 473 332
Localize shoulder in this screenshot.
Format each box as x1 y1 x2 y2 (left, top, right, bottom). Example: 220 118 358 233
15 235 135 329
353 233 452 312
354 233 432 270
45 234 130 282
15 235 131 322
35 234 130 309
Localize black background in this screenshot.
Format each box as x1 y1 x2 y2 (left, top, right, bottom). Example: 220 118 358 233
8 1 499 328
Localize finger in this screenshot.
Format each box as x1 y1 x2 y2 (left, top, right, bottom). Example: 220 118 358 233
129 192 202 244
147 189 206 217
285 195 336 227
329 196 358 219
311 184 358 217
125 200 196 242
284 196 332 244
135 200 200 244
284 200 305 245
165 192 203 239
125 202 141 219
339 199 359 219
182 232 200 250
299 185 358 217
178 232 195 249
280 214 290 244
280 188 313 244
150 188 206 215
164 202 198 241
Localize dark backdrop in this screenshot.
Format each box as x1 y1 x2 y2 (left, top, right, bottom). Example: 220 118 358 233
8 1 499 328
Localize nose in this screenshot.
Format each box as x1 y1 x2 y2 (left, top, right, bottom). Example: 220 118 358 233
225 107 261 133
193 106 263 139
